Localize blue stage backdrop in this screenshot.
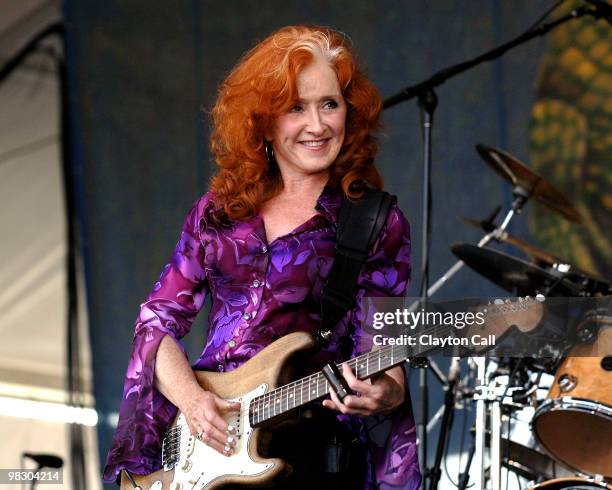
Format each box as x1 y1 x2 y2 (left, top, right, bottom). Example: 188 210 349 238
63 1 609 485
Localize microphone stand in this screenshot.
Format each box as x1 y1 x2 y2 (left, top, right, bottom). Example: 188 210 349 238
415 88 437 488
428 357 460 490
381 4 606 487
383 3 606 110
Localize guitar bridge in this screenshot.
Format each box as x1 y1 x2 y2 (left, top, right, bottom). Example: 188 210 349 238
162 425 181 471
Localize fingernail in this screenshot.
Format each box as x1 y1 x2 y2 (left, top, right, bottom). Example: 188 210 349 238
227 435 236 445
227 425 236 434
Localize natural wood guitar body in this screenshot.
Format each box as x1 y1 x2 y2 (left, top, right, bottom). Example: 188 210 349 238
120 332 316 490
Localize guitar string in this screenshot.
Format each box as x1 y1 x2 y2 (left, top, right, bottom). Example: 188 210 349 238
248 299 535 423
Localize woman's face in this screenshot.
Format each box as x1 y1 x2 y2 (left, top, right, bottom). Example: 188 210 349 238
267 56 347 181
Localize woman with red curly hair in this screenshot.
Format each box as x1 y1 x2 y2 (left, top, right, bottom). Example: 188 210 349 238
104 25 420 490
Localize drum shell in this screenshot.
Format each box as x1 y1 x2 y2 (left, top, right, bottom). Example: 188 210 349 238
533 327 612 478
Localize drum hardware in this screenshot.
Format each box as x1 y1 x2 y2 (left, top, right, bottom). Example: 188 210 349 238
475 144 581 223
556 374 577 393
576 324 597 344
461 213 567 267
472 358 527 490
460 216 611 297
406 144 586 488
527 476 612 489
601 356 612 371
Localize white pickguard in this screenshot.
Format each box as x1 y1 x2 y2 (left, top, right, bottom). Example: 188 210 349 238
168 383 273 489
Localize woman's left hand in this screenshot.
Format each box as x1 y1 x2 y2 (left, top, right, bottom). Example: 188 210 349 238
322 363 405 417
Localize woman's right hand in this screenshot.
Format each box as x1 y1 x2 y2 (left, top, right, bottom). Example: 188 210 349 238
180 388 241 457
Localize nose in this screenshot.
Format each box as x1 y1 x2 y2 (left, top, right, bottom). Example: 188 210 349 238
305 107 325 135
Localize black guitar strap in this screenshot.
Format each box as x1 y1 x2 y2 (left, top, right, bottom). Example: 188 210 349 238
317 188 396 346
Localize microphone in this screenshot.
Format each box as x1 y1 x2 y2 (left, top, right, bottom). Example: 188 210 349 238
22 453 63 469
584 0 612 24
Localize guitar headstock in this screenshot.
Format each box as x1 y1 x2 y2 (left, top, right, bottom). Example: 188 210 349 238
464 296 545 339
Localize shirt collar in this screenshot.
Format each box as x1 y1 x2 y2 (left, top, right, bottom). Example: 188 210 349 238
315 183 343 224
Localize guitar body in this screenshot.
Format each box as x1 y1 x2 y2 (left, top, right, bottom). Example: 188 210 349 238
120 332 316 490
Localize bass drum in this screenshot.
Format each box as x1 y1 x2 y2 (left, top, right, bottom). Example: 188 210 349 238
532 327 612 478
527 477 612 489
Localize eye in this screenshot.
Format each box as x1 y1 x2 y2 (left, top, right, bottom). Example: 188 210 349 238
324 99 339 109
290 104 303 113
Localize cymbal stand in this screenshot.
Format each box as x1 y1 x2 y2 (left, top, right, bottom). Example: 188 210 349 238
472 356 488 490
408 185 530 312
473 359 528 490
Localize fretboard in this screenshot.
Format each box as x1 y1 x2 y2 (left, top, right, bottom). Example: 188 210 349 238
248 343 407 426
247 298 541 425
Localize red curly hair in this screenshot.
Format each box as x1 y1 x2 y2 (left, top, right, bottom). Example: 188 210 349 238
209 25 383 221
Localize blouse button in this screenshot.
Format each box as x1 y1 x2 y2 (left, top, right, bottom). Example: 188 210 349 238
227 340 236 348
217 364 224 372
252 279 262 288
243 312 252 320
261 245 268 254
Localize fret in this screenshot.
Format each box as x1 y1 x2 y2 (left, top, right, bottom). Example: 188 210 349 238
249 342 412 427
281 385 287 413
264 392 270 421
274 387 280 416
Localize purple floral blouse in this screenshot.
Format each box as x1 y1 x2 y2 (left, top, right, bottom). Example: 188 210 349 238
103 184 421 489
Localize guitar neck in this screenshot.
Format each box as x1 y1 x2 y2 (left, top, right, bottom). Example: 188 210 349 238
248 297 544 426
248 343 409 426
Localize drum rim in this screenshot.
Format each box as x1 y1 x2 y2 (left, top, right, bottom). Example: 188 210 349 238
528 476 612 489
533 397 612 420
531 397 612 479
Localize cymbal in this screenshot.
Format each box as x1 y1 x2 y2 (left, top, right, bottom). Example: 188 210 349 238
461 216 565 265
451 243 580 296
475 144 581 223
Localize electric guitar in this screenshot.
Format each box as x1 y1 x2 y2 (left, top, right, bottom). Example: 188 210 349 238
120 298 544 489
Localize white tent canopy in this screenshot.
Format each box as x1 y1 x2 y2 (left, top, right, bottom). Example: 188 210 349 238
0 1 100 488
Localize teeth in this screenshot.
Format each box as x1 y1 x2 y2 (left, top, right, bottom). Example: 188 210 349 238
301 140 326 147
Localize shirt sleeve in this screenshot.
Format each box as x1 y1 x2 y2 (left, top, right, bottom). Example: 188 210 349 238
102 193 212 483
334 202 422 490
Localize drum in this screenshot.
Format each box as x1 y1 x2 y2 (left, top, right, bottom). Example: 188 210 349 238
532 328 612 478
502 405 572 481
527 476 612 489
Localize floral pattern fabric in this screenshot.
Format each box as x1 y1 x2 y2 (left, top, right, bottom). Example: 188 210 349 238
102 184 421 489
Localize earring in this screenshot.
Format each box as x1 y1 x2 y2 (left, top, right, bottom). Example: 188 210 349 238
264 140 275 165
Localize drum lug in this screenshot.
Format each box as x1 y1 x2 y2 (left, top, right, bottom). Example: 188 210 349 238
557 373 577 393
